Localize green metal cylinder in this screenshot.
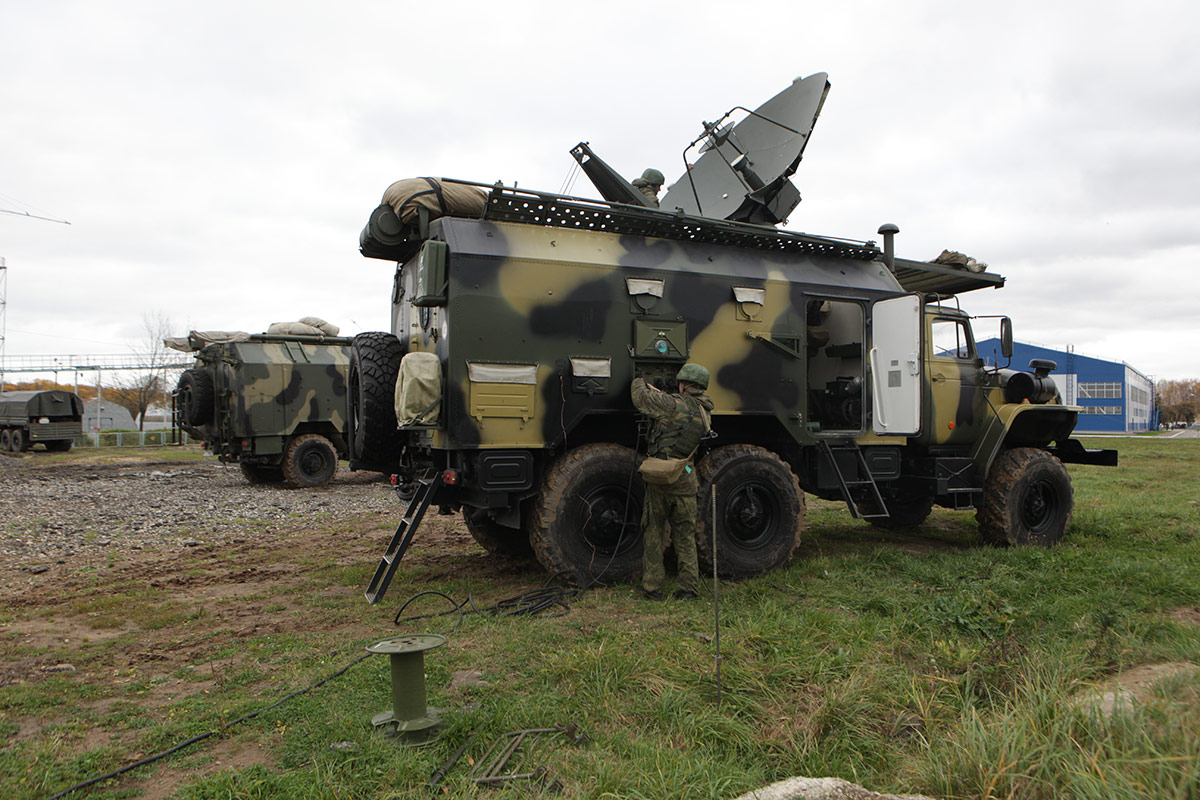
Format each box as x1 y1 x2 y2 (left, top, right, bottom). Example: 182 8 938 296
388 651 427 722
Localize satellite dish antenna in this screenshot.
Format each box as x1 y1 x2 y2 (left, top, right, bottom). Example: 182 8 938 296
659 72 830 225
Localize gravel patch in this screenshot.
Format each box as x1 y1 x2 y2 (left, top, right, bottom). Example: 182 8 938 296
0 451 399 568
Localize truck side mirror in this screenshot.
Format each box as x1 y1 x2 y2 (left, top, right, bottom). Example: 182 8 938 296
1000 317 1013 359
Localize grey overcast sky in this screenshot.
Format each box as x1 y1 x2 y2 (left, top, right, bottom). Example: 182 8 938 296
2 0 1197 379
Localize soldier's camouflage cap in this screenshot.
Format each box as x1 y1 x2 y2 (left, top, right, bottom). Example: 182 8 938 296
676 363 710 389
640 168 665 185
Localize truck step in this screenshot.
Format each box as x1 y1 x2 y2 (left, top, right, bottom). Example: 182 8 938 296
818 439 890 521
364 472 442 605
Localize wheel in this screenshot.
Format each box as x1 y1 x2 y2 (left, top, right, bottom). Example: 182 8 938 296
865 491 933 530
977 447 1072 546
529 443 644 585
464 507 534 558
10 428 26 453
44 439 74 453
177 369 215 426
0 430 10 452
281 434 338 487
347 332 406 472
239 461 284 485
697 445 804 578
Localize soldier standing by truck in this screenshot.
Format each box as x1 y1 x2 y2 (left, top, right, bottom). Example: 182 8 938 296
632 363 713 600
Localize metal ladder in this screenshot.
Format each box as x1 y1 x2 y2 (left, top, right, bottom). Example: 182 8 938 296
364 471 442 604
818 439 889 520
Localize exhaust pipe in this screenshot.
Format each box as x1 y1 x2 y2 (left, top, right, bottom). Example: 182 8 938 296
877 223 899 272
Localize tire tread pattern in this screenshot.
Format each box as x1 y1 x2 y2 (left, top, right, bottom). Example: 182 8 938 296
179 369 215 426
696 444 804 578
349 332 406 469
281 433 338 487
976 447 1073 546
529 443 642 585
464 508 534 558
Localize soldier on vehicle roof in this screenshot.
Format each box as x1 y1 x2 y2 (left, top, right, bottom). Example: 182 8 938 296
632 363 713 600
631 168 665 208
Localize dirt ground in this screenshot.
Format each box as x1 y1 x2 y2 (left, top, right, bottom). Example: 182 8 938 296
0 450 512 679
1 450 544 798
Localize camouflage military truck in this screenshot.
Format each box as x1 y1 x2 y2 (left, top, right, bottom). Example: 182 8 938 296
171 331 353 486
349 75 1116 594
0 390 84 453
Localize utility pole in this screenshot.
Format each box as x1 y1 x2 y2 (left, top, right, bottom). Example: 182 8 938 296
1 257 7 393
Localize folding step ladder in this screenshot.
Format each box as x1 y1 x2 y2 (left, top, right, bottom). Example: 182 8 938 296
364 471 442 604
818 439 890 520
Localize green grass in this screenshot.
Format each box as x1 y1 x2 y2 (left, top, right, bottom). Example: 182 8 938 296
1 438 1198 798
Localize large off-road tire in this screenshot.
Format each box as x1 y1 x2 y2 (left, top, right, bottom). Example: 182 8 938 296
281 434 338 487
45 439 74 453
464 507 534 558
10 428 27 453
977 447 1073 546
177 369 215 426
0 430 11 452
529 443 644 585
240 461 284 485
347 332 406 472
697 445 804 578
865 491 934 530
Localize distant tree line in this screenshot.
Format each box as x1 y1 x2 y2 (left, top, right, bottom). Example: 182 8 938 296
1157 379 1199 425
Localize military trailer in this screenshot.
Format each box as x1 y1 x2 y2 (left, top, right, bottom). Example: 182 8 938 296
350 74 1116 597
0 390 84 453
171 331 353 486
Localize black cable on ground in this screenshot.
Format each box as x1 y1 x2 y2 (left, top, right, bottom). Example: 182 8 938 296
392 573 584 630
45 653 372 800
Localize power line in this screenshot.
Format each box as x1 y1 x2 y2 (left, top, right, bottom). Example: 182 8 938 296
0 208 71 224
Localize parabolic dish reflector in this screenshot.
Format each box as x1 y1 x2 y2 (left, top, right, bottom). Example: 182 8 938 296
659 72 829 225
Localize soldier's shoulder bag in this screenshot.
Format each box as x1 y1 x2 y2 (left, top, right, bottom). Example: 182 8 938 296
638 450 697 485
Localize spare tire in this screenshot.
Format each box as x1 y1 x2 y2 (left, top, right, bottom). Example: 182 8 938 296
347 332 406 472
177 369 215 426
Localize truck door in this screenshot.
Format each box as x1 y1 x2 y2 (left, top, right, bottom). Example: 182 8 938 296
870 294 922 436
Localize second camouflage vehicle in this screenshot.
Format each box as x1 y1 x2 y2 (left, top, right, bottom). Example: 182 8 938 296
349 74 1116 598
170 323 353 487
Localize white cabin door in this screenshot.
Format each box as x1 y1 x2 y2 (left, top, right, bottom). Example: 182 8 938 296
870 294 922 436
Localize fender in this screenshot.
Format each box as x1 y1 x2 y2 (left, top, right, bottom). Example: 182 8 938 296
969 403 1079 478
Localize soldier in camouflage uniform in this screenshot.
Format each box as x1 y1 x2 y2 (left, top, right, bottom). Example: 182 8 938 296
630 168 665 208
632 363 714 600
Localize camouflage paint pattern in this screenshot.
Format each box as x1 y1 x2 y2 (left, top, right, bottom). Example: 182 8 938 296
386 215 1080 491
397 217 900 448
182 337 351 464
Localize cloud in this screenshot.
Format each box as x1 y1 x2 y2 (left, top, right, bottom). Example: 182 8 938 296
1 0 1197 386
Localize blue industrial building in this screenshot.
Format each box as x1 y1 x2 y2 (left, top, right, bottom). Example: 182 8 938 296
975 339 1156 433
